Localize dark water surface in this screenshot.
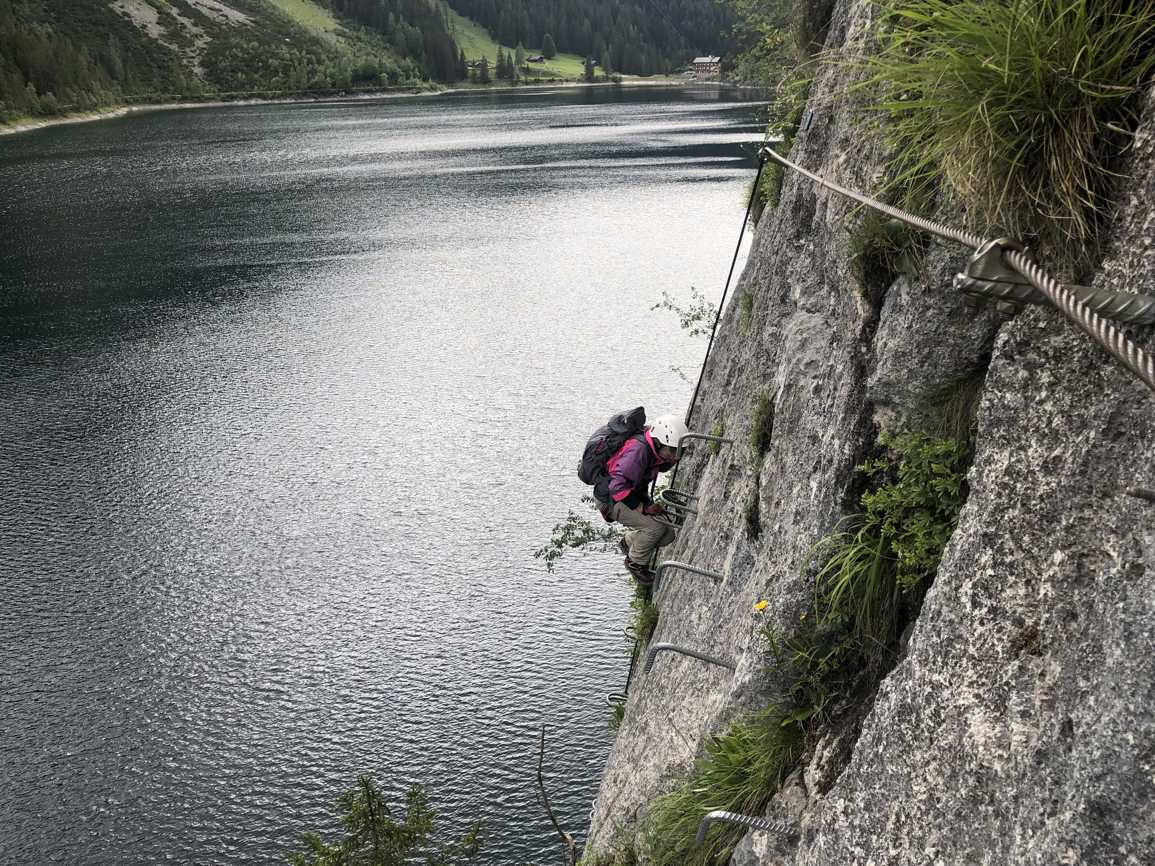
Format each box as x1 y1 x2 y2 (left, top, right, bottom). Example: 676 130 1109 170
0 86 762 865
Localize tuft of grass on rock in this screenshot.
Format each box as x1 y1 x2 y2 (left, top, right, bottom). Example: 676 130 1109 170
738 288 755 335
807 430 970 671
847 209 917 294
856 0 1155 260
609 700 626 731
643 705 802 866
748 391 775 465
708 417 726 455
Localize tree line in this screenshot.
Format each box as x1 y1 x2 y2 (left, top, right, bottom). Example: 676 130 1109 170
448 0 732 75
0 0 739 123
0 0 453 122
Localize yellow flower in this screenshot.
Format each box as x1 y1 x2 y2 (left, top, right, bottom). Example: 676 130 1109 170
753 600 769 612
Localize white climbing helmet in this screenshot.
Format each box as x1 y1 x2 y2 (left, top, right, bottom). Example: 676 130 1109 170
649 414 689 450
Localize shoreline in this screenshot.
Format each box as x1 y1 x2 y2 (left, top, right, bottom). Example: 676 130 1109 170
0 79 745 138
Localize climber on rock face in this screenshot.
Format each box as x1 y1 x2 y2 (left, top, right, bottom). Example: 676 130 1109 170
605 414 687 584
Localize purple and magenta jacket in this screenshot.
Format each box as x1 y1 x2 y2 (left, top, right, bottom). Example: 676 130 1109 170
606 431 674 509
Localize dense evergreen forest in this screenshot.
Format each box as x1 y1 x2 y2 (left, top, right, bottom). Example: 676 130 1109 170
450 0 732 75
0 0 451 122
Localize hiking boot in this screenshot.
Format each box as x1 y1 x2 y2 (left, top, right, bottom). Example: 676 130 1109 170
624 557 655 586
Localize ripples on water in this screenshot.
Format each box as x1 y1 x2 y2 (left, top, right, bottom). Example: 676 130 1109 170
0 86 763 864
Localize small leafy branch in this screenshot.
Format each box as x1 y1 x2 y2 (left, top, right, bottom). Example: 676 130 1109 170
651 287 719 338
289 776 481 866
534 496 624 572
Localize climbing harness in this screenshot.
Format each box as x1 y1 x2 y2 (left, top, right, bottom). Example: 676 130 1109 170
759 146 1155 393
643 642 735 675
695 810 793 845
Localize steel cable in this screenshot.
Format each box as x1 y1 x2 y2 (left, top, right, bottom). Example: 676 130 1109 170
759 147 1155 393
684 154 766 432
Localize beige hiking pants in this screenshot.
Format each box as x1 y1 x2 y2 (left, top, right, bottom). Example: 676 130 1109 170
612 501 676 566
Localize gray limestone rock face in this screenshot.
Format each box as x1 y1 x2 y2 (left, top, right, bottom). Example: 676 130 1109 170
583 3 1155 863
866 241 1002 429
788 85 1155 866
586 0 893 855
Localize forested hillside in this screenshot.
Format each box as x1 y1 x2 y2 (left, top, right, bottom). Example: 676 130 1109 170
0 0 735 124
0 0 448 122
450 0 732 74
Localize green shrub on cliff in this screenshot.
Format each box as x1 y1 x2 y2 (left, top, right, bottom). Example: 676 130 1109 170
807 431 969 672
858 0 1155 259
762 429 970 734
604 436 970 861
643 705 802 866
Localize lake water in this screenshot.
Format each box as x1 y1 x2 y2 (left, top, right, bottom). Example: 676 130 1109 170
0 86 763 865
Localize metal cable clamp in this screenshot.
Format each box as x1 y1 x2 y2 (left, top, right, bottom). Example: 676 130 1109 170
955 239 1155 324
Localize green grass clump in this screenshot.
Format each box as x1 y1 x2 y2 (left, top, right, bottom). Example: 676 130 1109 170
858 0 1155 259
609 700 626 731
631 586 659 646
738 288 755 335
708 417 726 455
932 373 986 445
847 210 917 294
809 431 969 671
580 841 640 866
644 706 802 866
747 391 775 464
744 485 762 540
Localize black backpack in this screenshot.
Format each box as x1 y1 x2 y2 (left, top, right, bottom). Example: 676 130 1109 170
578 407 646 503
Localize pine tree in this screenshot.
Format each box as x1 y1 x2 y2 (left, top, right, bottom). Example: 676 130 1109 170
542 33 557 59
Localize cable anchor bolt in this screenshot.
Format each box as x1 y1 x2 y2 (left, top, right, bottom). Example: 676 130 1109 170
953 237 1029 319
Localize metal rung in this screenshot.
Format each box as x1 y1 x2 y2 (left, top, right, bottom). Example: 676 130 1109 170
656 488 699 505
676 432 736 459
695 810 793 845
654 560 723 592
605 692 628 707
655 492 699 516
644 642 735 675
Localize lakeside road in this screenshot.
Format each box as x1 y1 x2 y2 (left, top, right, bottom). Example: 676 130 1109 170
0 78 723 138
